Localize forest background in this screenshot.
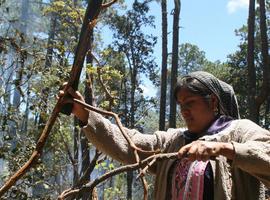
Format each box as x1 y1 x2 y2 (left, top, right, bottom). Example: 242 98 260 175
0 0 269 199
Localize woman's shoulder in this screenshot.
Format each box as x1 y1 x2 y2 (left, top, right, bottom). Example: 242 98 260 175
227 118 270 141
202 118 268 142
230 118 268 132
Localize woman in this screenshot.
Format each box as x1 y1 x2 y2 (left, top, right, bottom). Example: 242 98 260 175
62 71 270 200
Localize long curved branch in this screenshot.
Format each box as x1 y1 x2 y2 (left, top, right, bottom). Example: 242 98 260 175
71 95 159 155
69 94 160 199
101 0 117 9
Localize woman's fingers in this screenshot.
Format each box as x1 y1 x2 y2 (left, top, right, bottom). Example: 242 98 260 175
57 82 68 99
55 82 89 122
178 141 222 161
57 82 85 101
74 91 84 101
178 143 192 158
57 90 65 98
187 142 199 161
60 82 68 89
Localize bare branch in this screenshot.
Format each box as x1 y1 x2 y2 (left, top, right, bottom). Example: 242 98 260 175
58 152 179 199
69 91 160 155
76 150 102 187
101 0 117 9
137 157 157 179
58 188 79 200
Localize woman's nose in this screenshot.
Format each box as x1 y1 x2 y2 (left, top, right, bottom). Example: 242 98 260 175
181 108 191 118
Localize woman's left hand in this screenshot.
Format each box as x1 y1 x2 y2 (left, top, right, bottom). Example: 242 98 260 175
178 141 235 161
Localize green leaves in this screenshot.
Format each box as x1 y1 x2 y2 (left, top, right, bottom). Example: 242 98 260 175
52 0 65 9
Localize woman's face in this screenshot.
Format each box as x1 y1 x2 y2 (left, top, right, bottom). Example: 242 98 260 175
176 88 217 134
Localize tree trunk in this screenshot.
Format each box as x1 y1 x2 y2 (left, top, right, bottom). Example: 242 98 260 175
121 76 130 198
73 118 79 186
123 78 129 126
44 14 57 69
10 0 29 139
125 43 139 200
34 8 58 197
38 8 57 130
80 132 90 200
12 0 29 108
264 96 270 128
127 67 136 200
79 28 94 200
255 0 270 121
247 0 257 122
169 0 180 128
159 0 168 131
22 81 30 132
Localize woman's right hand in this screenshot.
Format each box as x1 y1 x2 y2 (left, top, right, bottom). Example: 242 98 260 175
57 83 89 125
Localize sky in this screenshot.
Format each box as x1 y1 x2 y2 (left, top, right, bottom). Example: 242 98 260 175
151 0 249 63
101 0 250 96
141 0 249 95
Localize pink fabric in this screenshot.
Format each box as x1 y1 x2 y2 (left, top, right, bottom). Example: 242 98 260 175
171 159 209 200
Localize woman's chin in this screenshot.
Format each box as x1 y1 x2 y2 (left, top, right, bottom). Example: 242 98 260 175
187 125 201 134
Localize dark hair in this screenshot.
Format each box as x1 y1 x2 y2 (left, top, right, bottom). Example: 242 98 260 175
174 76 212 100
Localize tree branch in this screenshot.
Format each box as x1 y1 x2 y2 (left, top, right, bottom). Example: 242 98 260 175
58 152 178 199
69 92 160 155
101 0 117 9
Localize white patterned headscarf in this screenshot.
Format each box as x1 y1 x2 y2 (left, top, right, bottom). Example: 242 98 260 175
184 71 240 119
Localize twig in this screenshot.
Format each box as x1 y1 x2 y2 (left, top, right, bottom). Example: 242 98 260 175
137 157 157 179
58 188 79 200
89 51 117 101
89 152 179 187
142 176 148 200
76 150 102 187
134 104 156 126
61 133 80 180
102 0 117 9
58 152 179 199
61 149 102 200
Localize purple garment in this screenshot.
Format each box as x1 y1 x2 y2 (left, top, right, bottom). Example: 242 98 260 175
183 115 233 144
206 115 233 135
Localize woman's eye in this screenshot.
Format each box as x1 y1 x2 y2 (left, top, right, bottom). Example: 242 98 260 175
185 101 193 107
181 100 194 109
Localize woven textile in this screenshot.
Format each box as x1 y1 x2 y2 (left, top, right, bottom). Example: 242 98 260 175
171 159 209 200
185 71 240 119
